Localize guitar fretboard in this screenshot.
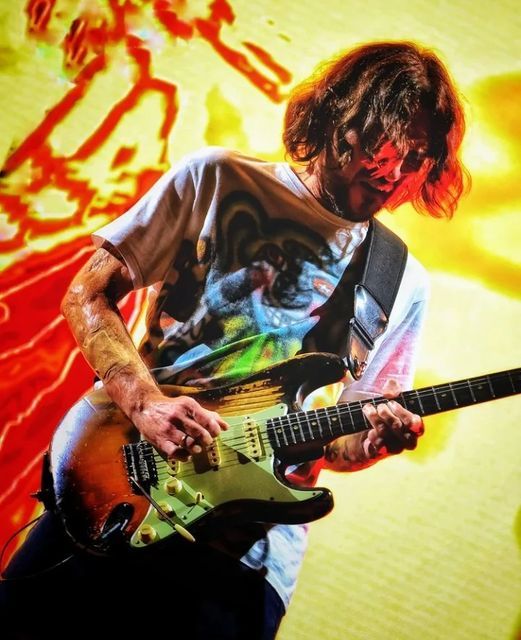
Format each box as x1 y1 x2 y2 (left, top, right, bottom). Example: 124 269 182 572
268 368 521 449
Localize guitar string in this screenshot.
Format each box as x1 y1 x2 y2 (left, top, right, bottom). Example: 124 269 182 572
150 373 519 461
153 372 520 452
149 373 520 479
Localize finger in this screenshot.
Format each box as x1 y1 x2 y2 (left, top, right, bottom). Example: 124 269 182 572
168 428 203 454
162 440 193 461
182 398 228 437
387 401 424 435
362 403 385 430
361 405 387 455
171 416 214 446
377 402 419 450
376 402 402 430
167 444 192 462
179 433 203 455
376 403 409 443
193 408 228 438
382 378 402 399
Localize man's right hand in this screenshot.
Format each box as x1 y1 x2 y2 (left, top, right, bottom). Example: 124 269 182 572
131 393 229 460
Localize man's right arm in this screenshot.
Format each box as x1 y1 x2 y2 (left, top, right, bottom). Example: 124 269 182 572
60 246 227 458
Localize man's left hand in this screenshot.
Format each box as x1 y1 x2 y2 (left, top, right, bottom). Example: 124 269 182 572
361 379 424 458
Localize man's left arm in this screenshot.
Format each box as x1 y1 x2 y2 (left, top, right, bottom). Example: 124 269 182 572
323 297 427 472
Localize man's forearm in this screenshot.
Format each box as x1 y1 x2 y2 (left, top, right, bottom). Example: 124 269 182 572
61 249 160 420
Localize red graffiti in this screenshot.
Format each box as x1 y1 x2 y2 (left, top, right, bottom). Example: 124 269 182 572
0 0 291 562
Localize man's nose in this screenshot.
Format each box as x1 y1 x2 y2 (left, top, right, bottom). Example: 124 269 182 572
384 159 403 183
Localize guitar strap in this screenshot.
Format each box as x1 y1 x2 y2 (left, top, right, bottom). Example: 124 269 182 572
347 218 408 379
300 218 407 380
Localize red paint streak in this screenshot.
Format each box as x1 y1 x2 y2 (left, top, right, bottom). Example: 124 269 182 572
26 0 57 33
209 0 235 23
0 0 292 562
154 0 290 103
154 1 194 39
242 41 292 83
64 18 89 67
71 40 178 165
2 55 107 175
111 146 138 169
195 18 287 102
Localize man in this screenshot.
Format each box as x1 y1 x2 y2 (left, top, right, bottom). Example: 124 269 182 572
1 41 467 639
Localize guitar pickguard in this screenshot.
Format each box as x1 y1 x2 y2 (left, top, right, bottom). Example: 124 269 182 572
131 403 323 548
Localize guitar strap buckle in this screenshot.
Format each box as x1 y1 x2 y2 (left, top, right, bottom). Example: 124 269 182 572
345 219 407 381
347 285 388 380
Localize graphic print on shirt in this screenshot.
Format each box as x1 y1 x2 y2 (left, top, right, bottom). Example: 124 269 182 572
143 190 348 384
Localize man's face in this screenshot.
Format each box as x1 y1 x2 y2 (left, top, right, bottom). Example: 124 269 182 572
318 114 431 222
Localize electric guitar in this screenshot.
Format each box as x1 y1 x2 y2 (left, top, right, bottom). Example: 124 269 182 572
49 352 520 554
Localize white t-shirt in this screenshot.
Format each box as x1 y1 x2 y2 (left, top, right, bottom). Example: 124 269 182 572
93 146 429 607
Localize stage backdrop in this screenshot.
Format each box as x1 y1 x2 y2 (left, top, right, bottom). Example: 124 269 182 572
0 2 519 639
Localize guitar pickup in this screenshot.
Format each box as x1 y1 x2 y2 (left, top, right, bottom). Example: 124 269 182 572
192 440 221 473
206 441 221 468
243 418 263 460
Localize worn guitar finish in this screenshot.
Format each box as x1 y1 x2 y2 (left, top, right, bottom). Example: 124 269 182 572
49 353 521 554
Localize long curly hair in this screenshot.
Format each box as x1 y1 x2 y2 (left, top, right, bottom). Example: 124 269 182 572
283 42 470 218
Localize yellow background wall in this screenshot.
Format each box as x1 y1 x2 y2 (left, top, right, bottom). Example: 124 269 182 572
0 2 519 638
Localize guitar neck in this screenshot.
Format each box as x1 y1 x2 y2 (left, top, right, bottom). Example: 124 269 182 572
268 368 521 448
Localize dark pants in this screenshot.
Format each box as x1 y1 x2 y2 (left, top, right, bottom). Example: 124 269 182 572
0 511 285 640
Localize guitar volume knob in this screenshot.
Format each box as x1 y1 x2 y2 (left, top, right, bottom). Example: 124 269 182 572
138 524 158 544
164 477 183 495
155 501 174 520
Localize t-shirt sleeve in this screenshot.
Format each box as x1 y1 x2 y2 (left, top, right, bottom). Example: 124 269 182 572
92 158 197 289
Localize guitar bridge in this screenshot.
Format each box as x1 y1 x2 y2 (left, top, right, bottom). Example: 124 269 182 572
123 441 158 493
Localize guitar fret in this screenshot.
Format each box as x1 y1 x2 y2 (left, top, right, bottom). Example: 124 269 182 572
333 405 342 436
297 412 306 442
299 412 312 442
345 404 357 434
436 387 454 411
415 389 425 414
361 402 371 430
449 382 459 407
287 414 297 445
265 367 520 452
309 409 319 441
318 408 326 439
279 417 289 446
471 378 491 403
432 387 441 411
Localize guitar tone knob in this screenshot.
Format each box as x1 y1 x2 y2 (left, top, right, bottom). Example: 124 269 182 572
164 477 183 495
138 524 158 544
155 501 174 520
